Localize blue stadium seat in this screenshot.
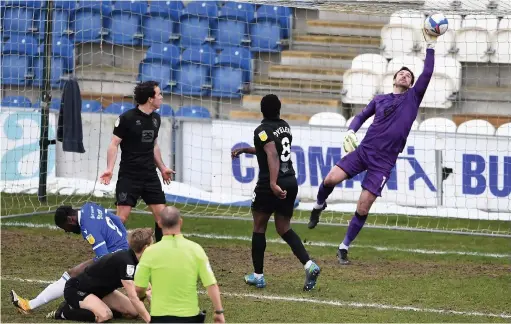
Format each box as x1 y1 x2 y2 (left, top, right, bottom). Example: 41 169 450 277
174 45 215 96
33 98 62 111
1 34 38 85
81 100 103 113
104 102 136 115
33 37 74 88
73 0 113 43
212 47 251 98
175 105 210 118
249 5 291 52
179 1 218 47
138 44 180 93
1 95 32 108
1 1 45 37
213 2 254 49
105 0 146 45
36 1 75 39
142 1 183 45
156 104 174 117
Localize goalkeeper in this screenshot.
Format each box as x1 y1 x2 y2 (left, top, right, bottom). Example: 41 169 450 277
308 28 438 265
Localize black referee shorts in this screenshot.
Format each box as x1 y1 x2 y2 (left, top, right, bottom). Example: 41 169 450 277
251 176 298 218
115 173 166 207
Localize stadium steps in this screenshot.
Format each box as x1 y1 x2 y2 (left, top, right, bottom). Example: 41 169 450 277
306 20 384 37
268 64 346 81
229 110 312 122
460 85 511 101
318 10 390 24
281 50 357 69
291 34 381 54
242 94 340 113
252 77 342 96
76 67 138 96
452 113 511 128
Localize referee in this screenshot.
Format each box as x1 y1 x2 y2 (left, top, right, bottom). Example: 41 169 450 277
134 206 225 323
99 81 175 242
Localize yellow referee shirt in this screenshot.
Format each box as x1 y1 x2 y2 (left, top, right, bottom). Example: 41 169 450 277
134 234 217 317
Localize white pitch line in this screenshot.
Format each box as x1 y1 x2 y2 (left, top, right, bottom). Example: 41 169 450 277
1 276 510 320
2 221 509 259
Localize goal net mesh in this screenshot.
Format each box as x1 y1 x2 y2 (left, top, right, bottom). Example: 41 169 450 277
1 0 510 236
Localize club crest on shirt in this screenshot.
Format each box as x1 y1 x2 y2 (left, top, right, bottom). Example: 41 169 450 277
258 130 268 141
86 234 95 245
152 118 158 128
126 265 135 277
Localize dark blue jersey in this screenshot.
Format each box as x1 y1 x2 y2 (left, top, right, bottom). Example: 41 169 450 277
79 202 129 260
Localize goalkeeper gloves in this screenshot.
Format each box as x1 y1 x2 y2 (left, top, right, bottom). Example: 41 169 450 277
343 129 359 154
422 23 438 49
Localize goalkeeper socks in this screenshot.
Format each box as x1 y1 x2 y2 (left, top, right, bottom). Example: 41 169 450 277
29 272 70 309
62 306 96 322
252 232 266 274
316 181 334 207
342 212 368 247
154 222 163 242
281 229 310 265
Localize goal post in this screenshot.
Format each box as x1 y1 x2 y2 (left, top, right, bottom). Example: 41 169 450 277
0 0 509 236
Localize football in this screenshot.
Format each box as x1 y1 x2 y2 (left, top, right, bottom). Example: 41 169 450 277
424 13 449 36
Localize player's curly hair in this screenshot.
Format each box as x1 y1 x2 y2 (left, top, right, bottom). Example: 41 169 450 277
129 228 154 253
54 205 75 227
393 67 415 86
134 81 159 105
261 94 281 119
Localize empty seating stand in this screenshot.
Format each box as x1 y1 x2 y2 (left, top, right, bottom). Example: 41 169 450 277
173 44 215 96
73 0 112 43
105 0 146 45
175 105 211 118
211 47 252 98
1 34 38 86
213 2 254 49
142 0 183 45
1 95 32 108
138 43 181 93
179 1 218 48
249 5 292 52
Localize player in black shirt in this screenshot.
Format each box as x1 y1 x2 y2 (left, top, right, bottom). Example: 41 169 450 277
232 94 320 291
99 81 175 242
47 228 153 323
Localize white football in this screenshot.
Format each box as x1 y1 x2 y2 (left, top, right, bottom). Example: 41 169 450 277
424 13 449 36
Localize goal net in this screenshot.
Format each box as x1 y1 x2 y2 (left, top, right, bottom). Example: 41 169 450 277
1 0 510 236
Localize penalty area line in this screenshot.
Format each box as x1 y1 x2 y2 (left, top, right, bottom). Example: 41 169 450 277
1 276 510 320
2 221 509 259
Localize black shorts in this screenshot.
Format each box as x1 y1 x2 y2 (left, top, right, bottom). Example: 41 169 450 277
64 278 111 309
115 173 166 207
151 312 206 323
251 176 298 217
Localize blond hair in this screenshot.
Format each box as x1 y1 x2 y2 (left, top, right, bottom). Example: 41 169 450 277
128 228 153 253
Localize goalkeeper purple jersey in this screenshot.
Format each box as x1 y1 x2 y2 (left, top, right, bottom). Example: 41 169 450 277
348 48 435 159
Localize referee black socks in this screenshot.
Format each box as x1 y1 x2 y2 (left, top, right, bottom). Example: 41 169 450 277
62 306 96 322
252 232 266 274
154 222 163 242
281 229 310 266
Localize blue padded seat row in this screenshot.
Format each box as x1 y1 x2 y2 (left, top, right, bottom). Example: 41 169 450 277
138 44 181 93
1 1 46 36
173 44 216 96
250 5 292 52
1 34 38 85
81 100 103 113
1 95 32 108
211 47 252 98
103 102 136 115
142 1 184 46
155 104 174 117
36 1 76 39
33 37 74 88
175 105 210 118
213 2 254 49
179 1 219 48
73 0 113 43
105 0 146 45
33 98 62 111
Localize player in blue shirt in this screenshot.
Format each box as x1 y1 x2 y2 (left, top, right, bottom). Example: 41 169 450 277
308 29 439 265
11 202 129 314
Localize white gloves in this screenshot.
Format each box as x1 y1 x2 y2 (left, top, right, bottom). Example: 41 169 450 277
343 129 359 154
422 24 438 49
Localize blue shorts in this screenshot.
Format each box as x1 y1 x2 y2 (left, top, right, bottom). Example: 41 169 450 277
336 146 396 197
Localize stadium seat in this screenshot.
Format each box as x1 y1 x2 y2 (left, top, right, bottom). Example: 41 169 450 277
138 44 180 93
73 0 113 43
419 74 455 109
457 119 496 135
455 15 498 62
350 54 388 75
211 47 252 98
341 70 380 105
174 45 215 96
455 0 492 10
491 15 511 64
1 95 32 108
411 120 419 130
434 56 461 92
33 98 62 111
179 1 218 48
308 112 346 127
155 104 174 117
386 55 424 77
175 105 211 118
249 5 292 53
495 122 511 137
105 0 146 45
380 10 424 59
1 34 38 86
346 115 374 129
81 100 102 113
142 0 183 45
418 117 457 133
104 102 136 115
1 0 45 37
36 1 75 39
33 37 74 88
213 2 254 49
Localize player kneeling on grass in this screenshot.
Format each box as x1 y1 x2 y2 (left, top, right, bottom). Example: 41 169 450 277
46 228 153 323
232 94 320 291
11 202 129 314
308 25 439 265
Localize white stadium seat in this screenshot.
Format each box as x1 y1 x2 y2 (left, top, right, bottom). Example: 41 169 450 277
418 117 457 133
387 55 424 77
309 112 346 127
455 15 499 62
457 119 496 135
350 54 388 76
434 56 462 92
495 122 511 137
491 15 511 64
381 10 424 59
456 0 492 10
419 74 455 109
411 120 419 130
341 70 381 105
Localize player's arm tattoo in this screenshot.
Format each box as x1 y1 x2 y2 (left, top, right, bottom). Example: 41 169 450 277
263 142 279 186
